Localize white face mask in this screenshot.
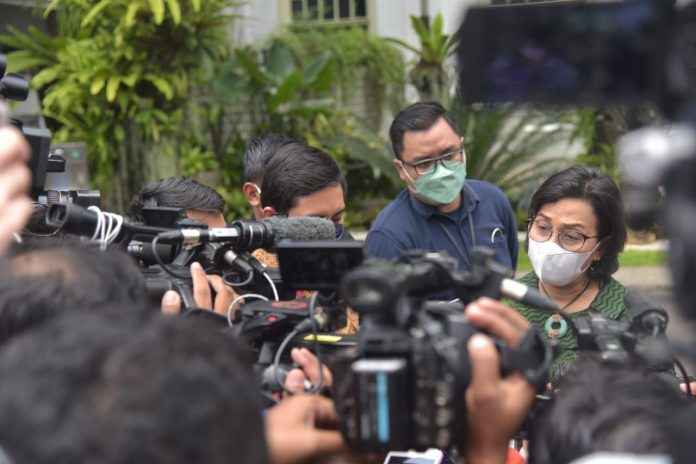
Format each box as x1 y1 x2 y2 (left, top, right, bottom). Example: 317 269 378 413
527 238 599 287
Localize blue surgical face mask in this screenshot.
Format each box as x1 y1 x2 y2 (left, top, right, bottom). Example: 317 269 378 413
334 223 344 240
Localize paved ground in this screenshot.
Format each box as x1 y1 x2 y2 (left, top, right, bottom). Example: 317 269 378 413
615 266 694 341
610 265 696 375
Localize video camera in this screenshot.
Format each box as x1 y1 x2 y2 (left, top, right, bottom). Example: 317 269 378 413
228 240 364 399
1 54 100 213
45 202 341 309
332 248 557 452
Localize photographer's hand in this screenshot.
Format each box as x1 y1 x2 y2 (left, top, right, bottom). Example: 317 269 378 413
265 394 346 464
0 127 32 255
284 347 334 394
680 381 696 396
160 262 240 315
190 262 240 315
463 297 537 464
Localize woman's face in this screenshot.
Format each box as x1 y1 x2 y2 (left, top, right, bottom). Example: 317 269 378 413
533 198 603 263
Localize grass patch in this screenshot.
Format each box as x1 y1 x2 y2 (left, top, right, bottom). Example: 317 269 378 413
516 249 666 273
619 249 667 267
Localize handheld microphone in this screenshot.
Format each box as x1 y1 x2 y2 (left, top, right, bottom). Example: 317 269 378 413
157 216 337 251
500 278 560 313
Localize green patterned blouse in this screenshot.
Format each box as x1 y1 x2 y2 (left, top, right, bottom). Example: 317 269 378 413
506 271 628 368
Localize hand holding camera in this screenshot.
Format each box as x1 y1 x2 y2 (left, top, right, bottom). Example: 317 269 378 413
463 298 537 464
0 126 32 254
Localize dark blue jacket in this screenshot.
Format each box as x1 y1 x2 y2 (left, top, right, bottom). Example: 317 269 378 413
366 180 518 280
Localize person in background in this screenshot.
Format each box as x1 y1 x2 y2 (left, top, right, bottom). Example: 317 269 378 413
259 141 347 235
129 176 227 228
366 101 518 299
242 133 294 220
129 176 238 316
256 140 356 333
508 166 629 367
511 165 695 394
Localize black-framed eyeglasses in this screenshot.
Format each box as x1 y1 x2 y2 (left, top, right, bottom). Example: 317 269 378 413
401 148 465 176
527 219 600 252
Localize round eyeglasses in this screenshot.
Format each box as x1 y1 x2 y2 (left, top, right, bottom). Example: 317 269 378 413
402 149 464 176
527 219 600 252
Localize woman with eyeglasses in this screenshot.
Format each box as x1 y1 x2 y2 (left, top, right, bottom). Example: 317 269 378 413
507 166 631 368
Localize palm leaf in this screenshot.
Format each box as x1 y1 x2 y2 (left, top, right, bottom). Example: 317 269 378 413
453 104 576 206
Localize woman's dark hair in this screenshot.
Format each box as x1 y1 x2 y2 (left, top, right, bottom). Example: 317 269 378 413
528 166 626 282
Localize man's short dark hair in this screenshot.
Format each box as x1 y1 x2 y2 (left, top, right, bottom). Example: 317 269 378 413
389 101 459 160
529 356 688 464
260 141 346 214
528 166 627 282
0 237 148 345
0 311 269 464
243 133 294 184
129 176 224 221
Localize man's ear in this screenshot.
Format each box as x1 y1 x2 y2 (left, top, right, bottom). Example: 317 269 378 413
393 159 408 183
242 182 260 207
261 206 276 219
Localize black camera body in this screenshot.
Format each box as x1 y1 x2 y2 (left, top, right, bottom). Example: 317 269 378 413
337 303 476 451
1 54 101 211
334 249 556 452
575 311 637 362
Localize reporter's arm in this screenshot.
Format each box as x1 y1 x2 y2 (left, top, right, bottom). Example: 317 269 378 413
463 298 537 464
264 394 346 464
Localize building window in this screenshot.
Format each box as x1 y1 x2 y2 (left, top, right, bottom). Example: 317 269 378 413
289 0 368 28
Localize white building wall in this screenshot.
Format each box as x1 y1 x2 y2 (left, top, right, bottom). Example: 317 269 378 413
369 1 480 56
234 0 483 46
232 0 282 45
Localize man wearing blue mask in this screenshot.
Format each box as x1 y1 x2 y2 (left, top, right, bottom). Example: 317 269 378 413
259 140 348 240
366 101 518 283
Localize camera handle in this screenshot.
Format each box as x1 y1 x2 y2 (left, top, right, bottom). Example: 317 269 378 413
500 326 559 391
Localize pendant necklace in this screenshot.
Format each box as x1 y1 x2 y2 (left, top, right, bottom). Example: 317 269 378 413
539 278 592 339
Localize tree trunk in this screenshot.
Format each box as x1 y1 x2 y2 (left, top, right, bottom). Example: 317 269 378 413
108 119 150 214
104 121 180 215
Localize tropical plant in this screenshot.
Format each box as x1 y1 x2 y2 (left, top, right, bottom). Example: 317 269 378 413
305 111 402 227
232 41 336 135
386 13 459 101
451 101 576 222
0 0 240 212
279 27 406 126
186 37 403 226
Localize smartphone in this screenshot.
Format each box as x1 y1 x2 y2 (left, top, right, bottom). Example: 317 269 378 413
383 449 444 464
458 0 671 105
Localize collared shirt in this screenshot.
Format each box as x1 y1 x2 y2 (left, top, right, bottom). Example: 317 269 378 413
366 180 518 289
